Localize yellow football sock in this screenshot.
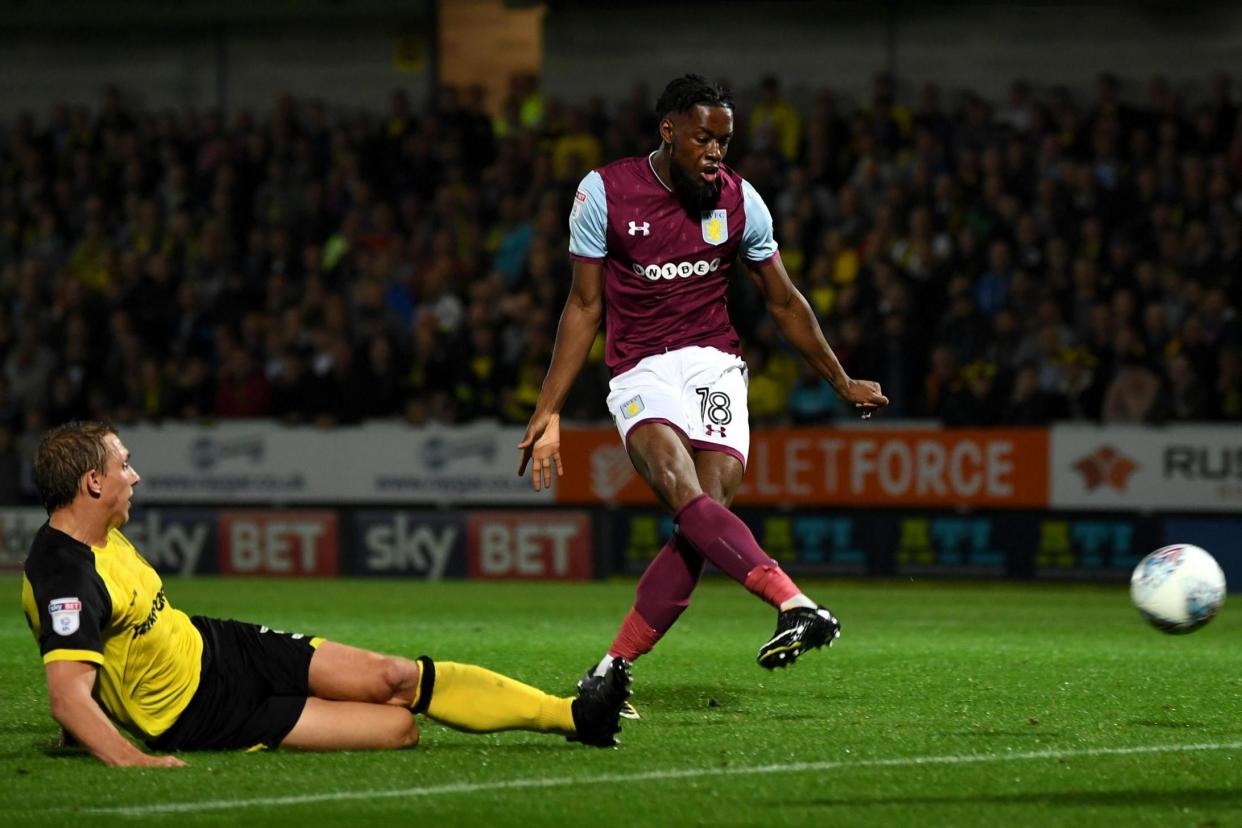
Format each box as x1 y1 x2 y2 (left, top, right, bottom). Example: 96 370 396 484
416 660 576 736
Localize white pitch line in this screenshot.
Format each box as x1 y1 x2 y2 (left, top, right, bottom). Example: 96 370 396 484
81 740 1242 817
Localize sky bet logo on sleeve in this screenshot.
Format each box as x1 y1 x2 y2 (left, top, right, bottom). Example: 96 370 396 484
49 598 82 636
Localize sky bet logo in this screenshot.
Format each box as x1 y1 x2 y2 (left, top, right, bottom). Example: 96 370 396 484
357 513 459 579
124 510 212 576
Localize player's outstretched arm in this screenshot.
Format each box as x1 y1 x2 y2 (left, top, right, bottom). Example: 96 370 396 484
45 660 185 767
518 260 604 490
746 255 889 418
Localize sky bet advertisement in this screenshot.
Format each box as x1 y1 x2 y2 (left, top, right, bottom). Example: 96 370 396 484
15 508 593 581
2 507 1229 590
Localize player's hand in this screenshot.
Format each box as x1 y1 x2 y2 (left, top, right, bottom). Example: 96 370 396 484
111 753 187 768
517 412 563 492
840 378 889 419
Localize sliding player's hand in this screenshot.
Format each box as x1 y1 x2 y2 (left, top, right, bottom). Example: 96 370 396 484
118 753 187 768
517 412 563 492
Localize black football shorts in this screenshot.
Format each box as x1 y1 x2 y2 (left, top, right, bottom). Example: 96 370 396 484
149 616 320 752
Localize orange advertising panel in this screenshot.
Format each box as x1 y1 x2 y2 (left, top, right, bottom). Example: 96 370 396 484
556 427 1049 508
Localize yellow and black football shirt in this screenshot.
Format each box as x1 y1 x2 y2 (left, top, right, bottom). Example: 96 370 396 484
21 523 203 740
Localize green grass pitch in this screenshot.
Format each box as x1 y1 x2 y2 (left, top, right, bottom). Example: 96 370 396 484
1 576 1238 827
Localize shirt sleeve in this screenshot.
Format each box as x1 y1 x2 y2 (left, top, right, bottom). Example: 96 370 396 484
568 170 608 260
25 555 110 665
740 179 779 262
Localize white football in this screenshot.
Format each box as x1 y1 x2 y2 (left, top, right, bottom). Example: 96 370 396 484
1130 544 1226 634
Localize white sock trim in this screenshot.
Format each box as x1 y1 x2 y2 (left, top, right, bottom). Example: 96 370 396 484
779 593 818 612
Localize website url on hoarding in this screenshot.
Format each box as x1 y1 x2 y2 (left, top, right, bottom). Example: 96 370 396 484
145 475 307 494
374 476 530 494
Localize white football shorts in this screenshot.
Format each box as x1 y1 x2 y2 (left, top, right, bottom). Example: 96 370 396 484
606 345 751 468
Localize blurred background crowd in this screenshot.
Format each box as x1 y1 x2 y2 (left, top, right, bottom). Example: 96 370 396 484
1 68 1239 483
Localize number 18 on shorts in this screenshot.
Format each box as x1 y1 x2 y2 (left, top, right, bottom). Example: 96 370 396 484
606 346 751 469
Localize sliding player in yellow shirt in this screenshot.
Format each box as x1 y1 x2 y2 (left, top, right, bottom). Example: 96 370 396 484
22 421 630 766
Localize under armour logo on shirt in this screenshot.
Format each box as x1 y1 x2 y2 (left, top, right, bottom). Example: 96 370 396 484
628 221 650 236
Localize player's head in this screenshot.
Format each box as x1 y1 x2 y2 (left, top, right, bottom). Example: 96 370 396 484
34 421 140 527
656 74 734 209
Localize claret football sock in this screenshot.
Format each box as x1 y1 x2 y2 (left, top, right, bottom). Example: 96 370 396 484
676 494 807 608
602 532 706 664
633 531 705 628
675 494 777 582
744 563 801 607
605 607 661 664
412 658 575 735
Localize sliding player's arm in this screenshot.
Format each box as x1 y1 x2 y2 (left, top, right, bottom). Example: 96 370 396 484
45 660 185 767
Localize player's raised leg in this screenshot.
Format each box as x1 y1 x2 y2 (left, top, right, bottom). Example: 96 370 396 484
626 425 841 669
601 531 705 669
593 443 738 674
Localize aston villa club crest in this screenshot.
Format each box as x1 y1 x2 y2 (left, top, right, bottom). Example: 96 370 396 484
620 396 645 419
702 209 727 245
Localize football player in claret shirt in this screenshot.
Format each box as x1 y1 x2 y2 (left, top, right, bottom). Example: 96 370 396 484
518 75 888 702
21 421 630 766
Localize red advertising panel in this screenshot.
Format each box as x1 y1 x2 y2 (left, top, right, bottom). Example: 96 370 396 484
218 510 339 576
557 427 1049 508
466 511 593 580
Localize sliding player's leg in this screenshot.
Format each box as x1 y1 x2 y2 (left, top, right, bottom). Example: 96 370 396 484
281 698 421 750
307 643 631 747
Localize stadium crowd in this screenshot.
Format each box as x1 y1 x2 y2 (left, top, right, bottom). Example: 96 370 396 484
0 71 1240 498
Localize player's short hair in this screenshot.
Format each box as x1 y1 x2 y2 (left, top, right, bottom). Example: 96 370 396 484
655 74 734 121
34 421 116 513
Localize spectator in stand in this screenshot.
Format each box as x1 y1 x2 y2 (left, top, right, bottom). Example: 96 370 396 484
1102 355 1164 424
0 424 21 504
4 320 56 414
749 75 803 163
551 107 604 182
213 346 270 418
1004 361 1068 425
941 359 1005 427
0 71 1238 439
787 359 842 424
270 348 319 424
1166 351 1211 420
